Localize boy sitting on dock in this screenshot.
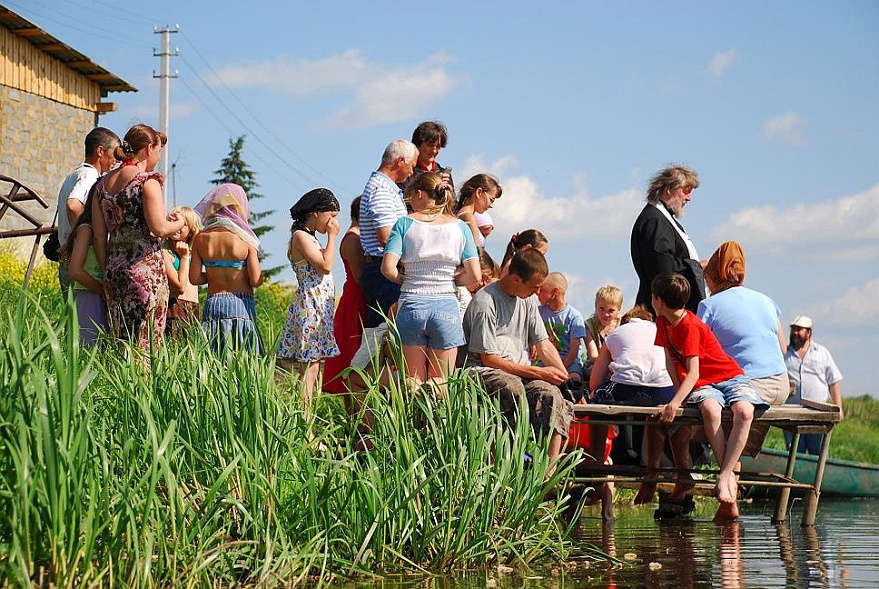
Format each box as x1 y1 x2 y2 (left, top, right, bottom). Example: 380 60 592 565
536 271 588 403
651 273 768 521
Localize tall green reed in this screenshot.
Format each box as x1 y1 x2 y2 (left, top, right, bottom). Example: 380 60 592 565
0 287 591 587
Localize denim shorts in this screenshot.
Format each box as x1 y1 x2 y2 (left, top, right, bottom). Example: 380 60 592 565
592 380 675 406
688 374 769 410
395 294 464 350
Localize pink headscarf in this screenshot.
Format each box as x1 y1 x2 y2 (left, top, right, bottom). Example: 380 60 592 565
194 183 259 249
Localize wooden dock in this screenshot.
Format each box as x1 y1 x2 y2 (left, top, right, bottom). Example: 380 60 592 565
570 399 842 526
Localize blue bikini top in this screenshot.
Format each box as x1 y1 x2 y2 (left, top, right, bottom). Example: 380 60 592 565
203 259 246 269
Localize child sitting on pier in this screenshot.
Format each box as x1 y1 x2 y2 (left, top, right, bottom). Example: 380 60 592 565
651 272 768 521
537 272 587 403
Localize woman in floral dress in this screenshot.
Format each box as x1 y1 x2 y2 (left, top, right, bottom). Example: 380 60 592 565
277 188 341 416
92 124 185 350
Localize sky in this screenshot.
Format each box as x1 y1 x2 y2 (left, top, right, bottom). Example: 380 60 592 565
7 0 878 396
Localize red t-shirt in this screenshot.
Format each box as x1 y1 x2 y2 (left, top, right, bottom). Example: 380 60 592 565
655 310 744 388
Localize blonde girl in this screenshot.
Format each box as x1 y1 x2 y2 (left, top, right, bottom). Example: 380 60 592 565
381 172 480 387
162 206 201 337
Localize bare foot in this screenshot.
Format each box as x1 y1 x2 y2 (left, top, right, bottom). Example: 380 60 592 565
715 472 737 505
713 500 740 522
634 474 658 505
668 472 696 502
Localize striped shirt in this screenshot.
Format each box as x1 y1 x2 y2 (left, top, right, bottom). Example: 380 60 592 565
359 171 406 257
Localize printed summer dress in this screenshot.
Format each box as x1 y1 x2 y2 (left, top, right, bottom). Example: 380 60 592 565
277 231 340 362
98 171 169 348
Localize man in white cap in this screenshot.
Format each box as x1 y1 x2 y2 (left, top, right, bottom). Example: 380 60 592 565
785 315 844 454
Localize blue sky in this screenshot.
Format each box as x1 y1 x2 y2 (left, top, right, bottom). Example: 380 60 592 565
8 0 878 395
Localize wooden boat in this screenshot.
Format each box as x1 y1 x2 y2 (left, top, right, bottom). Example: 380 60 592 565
741 448 879 498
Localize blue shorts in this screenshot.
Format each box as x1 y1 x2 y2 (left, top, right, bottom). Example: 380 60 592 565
687 374 769 410
395 294 464 350
592 380 675 406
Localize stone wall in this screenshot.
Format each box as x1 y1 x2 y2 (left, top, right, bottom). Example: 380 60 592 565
0 84 96 257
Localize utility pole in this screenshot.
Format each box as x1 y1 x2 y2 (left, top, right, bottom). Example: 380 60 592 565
153 25 179 181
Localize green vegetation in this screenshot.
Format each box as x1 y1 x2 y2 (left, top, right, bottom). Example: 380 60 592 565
763 395 879 463
0 266 591 587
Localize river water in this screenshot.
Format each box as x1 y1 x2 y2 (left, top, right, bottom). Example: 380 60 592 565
339 498 878 588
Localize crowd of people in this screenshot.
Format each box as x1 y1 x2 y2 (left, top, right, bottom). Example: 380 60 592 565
53 122 845 524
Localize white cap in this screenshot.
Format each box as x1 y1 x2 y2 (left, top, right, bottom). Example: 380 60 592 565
790 315 813 329
473 211 493 228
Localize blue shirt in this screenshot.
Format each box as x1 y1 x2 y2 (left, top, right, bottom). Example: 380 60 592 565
359 171 406 257
697 286 787 379
538 303 587 375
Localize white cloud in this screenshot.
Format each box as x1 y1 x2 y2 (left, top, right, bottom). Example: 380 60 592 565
762 111 805 144
212 50 460 128
814 277 879 327
711 183 879 252
704 48 738 79
457 155 643 243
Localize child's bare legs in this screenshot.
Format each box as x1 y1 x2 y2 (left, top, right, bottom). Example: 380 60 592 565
698 398 732 499
426 347 456 397
715 401 754 518
546 432 564 479
585 424 610 508
634 426 666 504
668 426 695 501
402 345 429 384
601 456 615 522
299 360 321 423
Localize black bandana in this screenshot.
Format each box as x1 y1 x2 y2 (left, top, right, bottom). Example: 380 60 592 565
289 188 340 231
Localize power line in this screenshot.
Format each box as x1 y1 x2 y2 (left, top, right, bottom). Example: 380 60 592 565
3 0 153 50
67 0 155 27
176 53 322 190
176 72 304 190
178 30 357 196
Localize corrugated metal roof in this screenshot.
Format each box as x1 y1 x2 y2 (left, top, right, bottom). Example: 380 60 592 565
0 3 136 94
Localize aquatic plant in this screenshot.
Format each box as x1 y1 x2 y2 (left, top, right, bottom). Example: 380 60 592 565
0 286 586 586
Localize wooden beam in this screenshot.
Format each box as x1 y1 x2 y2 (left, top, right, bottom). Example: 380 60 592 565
13 27 43 37
96 101 116 114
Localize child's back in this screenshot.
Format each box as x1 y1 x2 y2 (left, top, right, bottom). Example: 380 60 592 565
192 229 259 295
655 310 743 387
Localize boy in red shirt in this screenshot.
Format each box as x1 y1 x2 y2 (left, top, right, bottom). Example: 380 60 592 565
651 273 768 521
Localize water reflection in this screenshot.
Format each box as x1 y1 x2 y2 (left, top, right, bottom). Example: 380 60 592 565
329 499 878 588
569 498 878 588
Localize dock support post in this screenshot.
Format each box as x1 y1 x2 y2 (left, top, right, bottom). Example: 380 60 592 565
801 430 833 526
772 430 800 524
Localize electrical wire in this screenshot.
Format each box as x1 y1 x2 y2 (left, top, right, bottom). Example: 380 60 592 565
177 71 304 190
3 0 153 50
179 30 352 196
176 53 333 192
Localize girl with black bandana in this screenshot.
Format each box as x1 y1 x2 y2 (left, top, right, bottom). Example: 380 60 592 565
277 188 342 418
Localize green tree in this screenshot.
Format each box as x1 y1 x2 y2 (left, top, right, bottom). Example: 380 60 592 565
211 135 282 279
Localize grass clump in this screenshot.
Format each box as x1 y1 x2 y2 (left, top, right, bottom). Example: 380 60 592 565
0 283 587 587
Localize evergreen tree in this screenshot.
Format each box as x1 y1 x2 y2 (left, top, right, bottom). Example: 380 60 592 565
211 135 282 279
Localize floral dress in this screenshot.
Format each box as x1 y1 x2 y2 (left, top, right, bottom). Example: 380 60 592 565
277 231 340 362
99 171 168 348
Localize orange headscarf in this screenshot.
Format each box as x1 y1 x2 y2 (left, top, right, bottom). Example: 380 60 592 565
705 240 746 292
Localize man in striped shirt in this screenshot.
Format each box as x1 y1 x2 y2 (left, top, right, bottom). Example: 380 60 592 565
359 139 418 327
